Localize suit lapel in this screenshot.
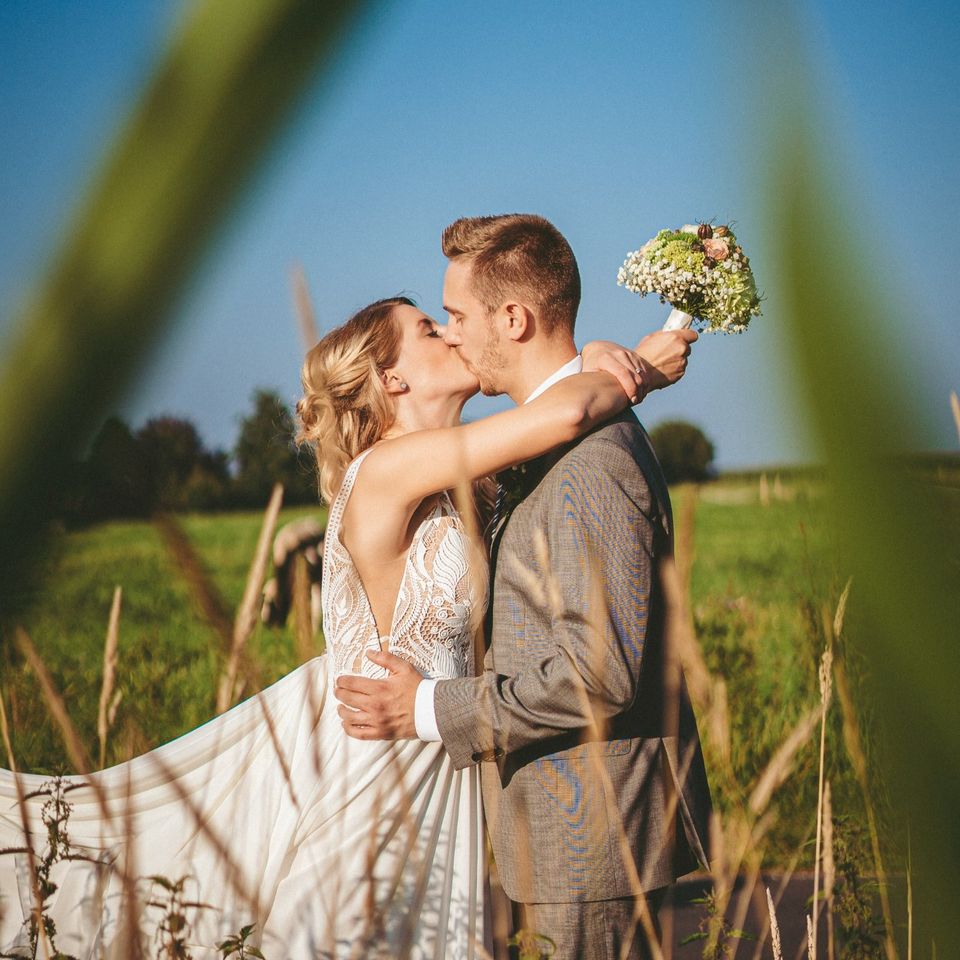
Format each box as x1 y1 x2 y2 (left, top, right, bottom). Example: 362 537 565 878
483 444 575 650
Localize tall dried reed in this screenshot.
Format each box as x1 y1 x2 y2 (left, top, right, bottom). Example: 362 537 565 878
833 636 897 960
766 886 784 960
290 264 320 353
811 639 833 960
822 781 834 960
98 584 123 769
217 483 284 713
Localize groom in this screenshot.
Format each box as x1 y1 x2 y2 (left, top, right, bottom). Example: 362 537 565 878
335 214 712 958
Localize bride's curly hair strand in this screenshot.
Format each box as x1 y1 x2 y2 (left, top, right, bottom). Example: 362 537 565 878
296 297 413 502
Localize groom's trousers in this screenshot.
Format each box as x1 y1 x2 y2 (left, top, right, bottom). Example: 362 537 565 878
516 890 666 960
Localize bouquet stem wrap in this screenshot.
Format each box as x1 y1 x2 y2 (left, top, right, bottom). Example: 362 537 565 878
663 307 693 331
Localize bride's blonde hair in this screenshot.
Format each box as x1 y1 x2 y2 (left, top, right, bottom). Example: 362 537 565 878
296 297 412 502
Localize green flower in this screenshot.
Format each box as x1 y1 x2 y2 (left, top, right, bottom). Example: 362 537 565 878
660 239 705 273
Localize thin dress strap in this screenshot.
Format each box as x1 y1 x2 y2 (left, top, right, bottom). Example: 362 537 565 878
321 448 374 601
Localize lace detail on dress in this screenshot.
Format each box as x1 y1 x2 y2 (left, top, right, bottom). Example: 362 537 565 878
322 449 486 682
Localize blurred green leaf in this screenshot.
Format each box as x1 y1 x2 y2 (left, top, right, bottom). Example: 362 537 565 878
0 0 371 620
765 50 960 952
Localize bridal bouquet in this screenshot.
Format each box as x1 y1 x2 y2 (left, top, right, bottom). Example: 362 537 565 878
617 223 762 333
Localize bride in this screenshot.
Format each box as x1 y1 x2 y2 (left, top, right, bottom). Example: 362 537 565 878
0 295 692 959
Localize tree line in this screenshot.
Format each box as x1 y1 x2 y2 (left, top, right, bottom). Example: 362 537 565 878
58 398 720 527
61 389 318 525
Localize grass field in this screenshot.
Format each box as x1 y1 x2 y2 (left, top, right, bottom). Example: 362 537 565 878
2 477 883 872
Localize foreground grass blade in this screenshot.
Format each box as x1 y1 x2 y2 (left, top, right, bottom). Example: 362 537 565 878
767 90 960 950
0 0 371 620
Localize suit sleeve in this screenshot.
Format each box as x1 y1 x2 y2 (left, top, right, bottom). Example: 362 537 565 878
434 437 659 769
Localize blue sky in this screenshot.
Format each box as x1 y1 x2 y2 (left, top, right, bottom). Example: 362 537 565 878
1 0 957 469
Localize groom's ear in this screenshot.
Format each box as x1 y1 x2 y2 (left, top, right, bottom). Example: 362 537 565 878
502 301 535 342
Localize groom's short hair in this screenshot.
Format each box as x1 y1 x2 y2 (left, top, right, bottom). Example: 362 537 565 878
441 214 580 336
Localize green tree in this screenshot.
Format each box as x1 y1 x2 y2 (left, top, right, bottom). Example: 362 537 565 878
82 417 154 520
137 416 205 509
234 389 316 506
649 420 715 484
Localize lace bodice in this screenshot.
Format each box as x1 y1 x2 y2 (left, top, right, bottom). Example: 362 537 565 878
322 449 486 681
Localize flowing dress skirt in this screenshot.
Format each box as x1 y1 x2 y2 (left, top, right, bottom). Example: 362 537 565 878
0 657 486 959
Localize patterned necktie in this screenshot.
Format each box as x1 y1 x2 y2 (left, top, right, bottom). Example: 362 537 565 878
490 465 525 538
488 471 509 541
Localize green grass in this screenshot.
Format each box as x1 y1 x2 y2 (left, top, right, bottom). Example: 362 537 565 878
2 480 873 866
3 505 322 771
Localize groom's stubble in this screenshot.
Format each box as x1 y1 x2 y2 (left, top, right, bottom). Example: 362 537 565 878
474 314 509 397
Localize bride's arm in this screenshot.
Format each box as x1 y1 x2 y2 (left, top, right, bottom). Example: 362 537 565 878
361 370 634 509
361 328 697 511
582 329 697 398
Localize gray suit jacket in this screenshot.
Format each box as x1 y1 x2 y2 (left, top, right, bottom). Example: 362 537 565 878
434 410 712 903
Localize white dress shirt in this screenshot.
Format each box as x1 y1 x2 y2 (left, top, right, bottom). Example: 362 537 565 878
413 354 584 742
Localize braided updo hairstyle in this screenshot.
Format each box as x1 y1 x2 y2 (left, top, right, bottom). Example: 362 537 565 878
296 297 413 502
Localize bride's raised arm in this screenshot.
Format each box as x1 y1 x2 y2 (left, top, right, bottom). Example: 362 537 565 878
359 328 695 513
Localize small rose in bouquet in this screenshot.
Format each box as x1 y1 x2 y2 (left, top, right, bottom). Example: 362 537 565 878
617 222 762 332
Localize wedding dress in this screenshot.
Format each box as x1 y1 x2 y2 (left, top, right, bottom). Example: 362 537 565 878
0 449 487 959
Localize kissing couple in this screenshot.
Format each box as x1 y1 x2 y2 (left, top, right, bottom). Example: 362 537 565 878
0 214 712 960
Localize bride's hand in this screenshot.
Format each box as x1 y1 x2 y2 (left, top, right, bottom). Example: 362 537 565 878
580 340 648 403
633 328 698 392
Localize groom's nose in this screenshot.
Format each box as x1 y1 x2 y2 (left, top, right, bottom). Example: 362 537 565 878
442 323 461 346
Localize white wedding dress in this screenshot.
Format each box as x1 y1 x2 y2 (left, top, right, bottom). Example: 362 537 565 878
0 450 487 959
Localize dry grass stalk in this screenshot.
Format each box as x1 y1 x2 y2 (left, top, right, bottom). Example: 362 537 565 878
832 578 852 640
707 810 732 953
906 824 912 960
255 691 299 809
950 390 960 444
749 830 812 960
292 552 315 658
766 886 784 960
811 639 833 960
659 558 730 767
98 584 122 769
675 484 698 594
8 635 120 958
155 514 233 649
451 479 494 680
217 482 284 713
15 626 92 777
748 705 820 817
139 748 261 915
806 914 814 959
287 560 326 779
833 658 898 960
290 262 319 352
1 687 49 959
823 781 835 960
0 687 18 775
543 554 664 960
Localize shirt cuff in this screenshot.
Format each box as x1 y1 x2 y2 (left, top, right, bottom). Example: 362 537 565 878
414 677 442 742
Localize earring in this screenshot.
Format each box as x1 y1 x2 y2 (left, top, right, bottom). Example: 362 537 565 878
400 382 408 391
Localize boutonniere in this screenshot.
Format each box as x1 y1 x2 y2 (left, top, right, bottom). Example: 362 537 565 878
498 463 533 517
